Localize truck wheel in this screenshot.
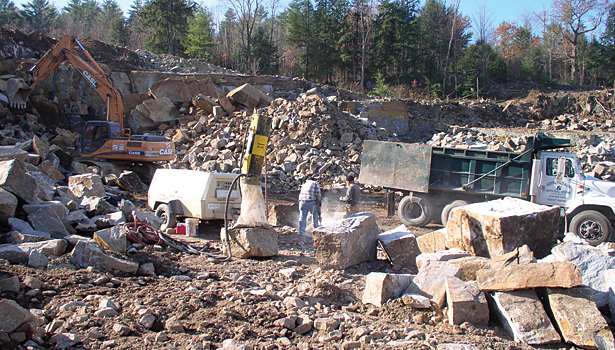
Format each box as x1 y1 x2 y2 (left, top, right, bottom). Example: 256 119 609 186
155 204 177 231
441 200 469 227
570 211 612 246
398 194 434 226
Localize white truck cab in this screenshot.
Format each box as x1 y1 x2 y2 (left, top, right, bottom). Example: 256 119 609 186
532 151 615 244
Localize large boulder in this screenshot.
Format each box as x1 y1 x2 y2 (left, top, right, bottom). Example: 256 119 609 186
476 261 582 291
0 159 39 203
446 198 560 259
0 299 35 334
445 277 489 327
148 78 195 103
68 174 105 198
93 226 127 254
404 260 461 307
378 225 421 271
27 206 69 238
227 83 272 109
70 241 139 275
312 213 379 270
127 108 156 134
221 227 278 259
142 97 179 123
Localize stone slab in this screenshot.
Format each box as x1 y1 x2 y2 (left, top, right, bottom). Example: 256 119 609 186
491 245 536 269
0 187 17 218
477 262 582 291
0 239 67 264
446 198 560 259
227 83 272 108
0 159 39 203
0 146 28 163
27 206 69 238
445 277 489 327
378 225 421 271
70 241 139 275
68 174 105 198
362 272 414 307
313 213 379 270
93 226 127 254
446 256 492 281
489 289 561 345
0 299 35 334
546 286 613 350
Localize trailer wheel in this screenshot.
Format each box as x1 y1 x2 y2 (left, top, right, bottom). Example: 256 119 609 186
569 210 612 246
441 200 470 227
155 204 177 231
398 194 434 226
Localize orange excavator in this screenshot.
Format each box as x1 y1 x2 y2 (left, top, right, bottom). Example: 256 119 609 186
8 35 175 165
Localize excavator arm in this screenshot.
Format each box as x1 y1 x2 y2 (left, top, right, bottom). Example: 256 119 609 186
8 36 128 137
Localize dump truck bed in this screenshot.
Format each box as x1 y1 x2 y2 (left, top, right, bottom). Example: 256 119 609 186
360 140 533 198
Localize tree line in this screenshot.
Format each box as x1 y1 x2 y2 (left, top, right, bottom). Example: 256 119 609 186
2 0 614 98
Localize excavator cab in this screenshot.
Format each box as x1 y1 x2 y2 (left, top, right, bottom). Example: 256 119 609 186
81 121 122 154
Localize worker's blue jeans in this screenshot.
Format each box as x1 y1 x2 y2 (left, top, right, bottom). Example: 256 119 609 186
299 200 319 235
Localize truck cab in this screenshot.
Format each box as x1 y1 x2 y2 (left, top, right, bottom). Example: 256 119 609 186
532 151 615 245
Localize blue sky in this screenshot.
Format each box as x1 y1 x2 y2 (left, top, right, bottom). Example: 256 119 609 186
17 0 553 30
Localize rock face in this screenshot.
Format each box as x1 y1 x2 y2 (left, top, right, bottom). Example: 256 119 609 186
545 240 615 308
476 262 582 291
545 286 614 350
68 174 105 198
378 225 421 271
445 277 489 327
0 159 39 203
339 100 409 136
362 273 414 307
404 260 461 307
446 198 560 259
312 213 379 270
489 289 561 345
221 227 278 258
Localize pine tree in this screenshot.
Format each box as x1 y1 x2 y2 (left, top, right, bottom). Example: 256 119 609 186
0 0 19 28
184 5 216 61
21 0 57 33
140 0 195 55
281 0 316 79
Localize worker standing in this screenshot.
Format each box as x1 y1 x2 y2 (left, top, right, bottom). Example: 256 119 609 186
340 174 360 216
298 177 321 236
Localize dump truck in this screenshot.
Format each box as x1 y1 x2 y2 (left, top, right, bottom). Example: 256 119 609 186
359 133 615 245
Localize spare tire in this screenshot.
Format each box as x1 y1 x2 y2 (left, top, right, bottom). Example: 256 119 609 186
398 194 434 226
441 200 470 227
569 210 612 246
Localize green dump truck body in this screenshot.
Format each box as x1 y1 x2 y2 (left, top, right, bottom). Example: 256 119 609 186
359 133 574 199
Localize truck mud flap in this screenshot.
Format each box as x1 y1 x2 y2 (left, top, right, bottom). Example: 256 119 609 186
168 199 183 215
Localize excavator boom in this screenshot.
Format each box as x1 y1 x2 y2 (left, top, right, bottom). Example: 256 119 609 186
7 35 175 165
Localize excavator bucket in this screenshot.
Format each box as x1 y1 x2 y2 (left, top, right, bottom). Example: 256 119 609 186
7 78 31 109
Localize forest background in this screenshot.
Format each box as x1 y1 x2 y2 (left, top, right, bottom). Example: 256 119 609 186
2 0 615 99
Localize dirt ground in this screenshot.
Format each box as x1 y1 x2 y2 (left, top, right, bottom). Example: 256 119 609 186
0 191 549 350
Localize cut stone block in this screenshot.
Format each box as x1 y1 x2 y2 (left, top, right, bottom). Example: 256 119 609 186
546 286 613 350
378 225 421 271
0 159 39 203
68 174 105 198
477 261 582 291
546 240 615 308
404 260 461 307
70 241 138 275
221 227 278 259
416 248 472 270
491 245 536 269
489 290 561 345
0 187 17 218
0 299 35 333
93 226 127 254
416 228 447 254
27 206 69 238
0 239 67 264
362 272 414 307
148 78 193 103
127 108 156 134
192 94 217 114
445 277 488 327
446 198 559 259
227 83 272 108
312 213 379 270
446 256 492 281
